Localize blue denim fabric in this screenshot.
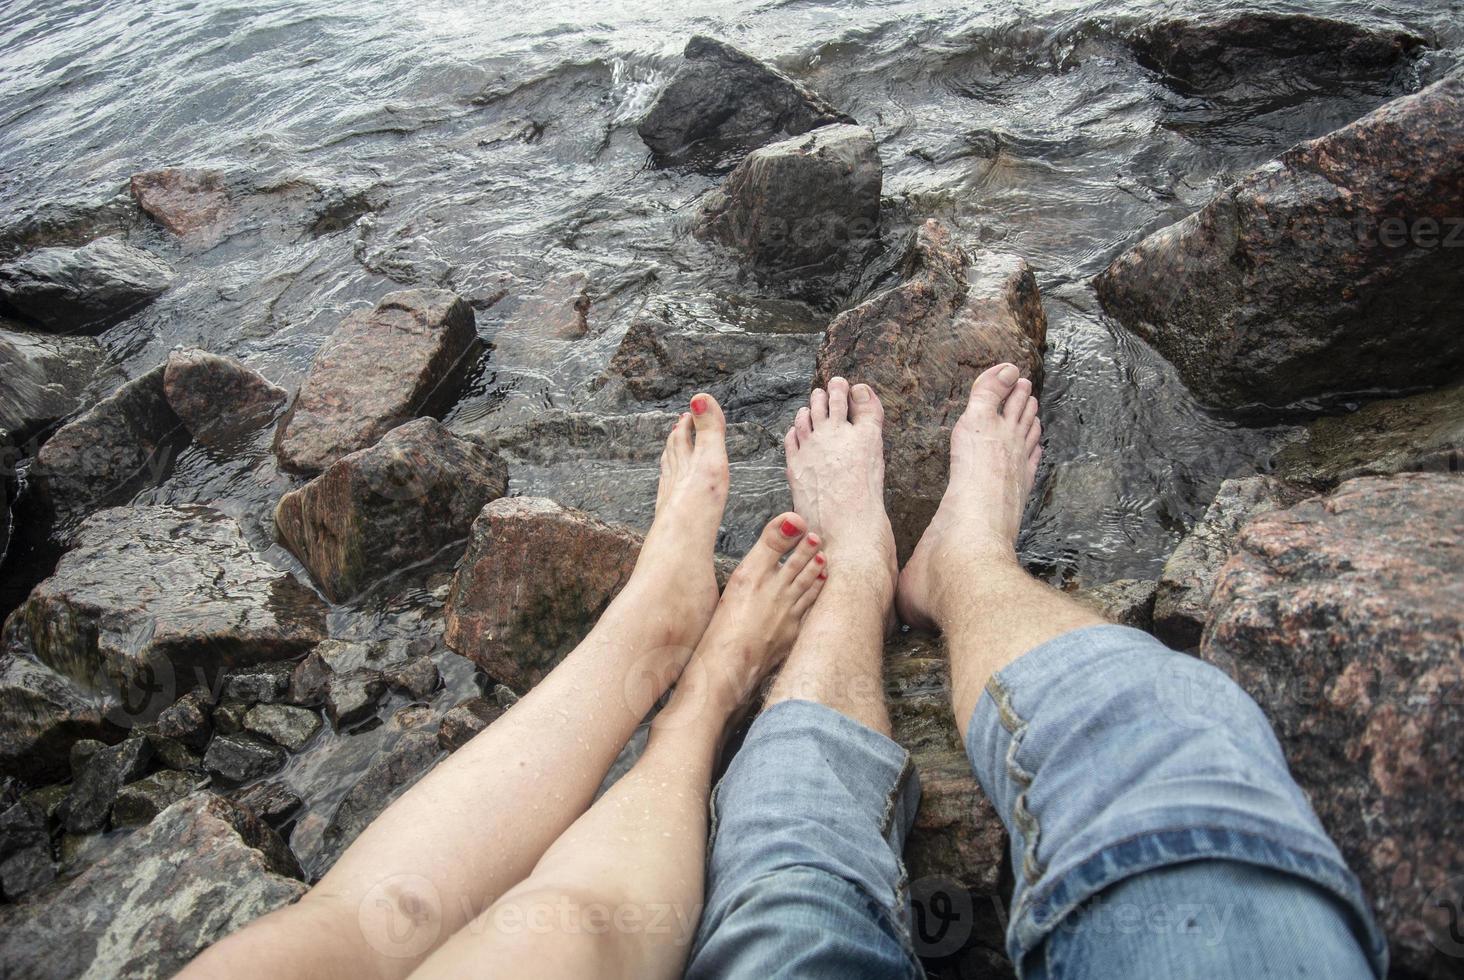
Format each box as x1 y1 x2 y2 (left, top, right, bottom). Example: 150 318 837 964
686 699 922 980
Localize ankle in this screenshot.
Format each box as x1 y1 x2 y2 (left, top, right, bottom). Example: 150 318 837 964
927 544 1023 628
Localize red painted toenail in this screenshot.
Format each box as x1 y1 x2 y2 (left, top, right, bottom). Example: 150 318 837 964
818 572 827 580
806 534 820 547
814 553 826 565
780 519 799 537
691 396 708 415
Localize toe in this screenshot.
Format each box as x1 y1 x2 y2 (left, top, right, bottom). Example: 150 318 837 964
1025 416 1042 453
810 387 829 426
1017 394 1039 432
1003 378 1032 426
689 392 726 460
794 406 812 441
969 362 1020 417
1027 443 1043 483
827 377 850 424
781 530 821 579
790 543 825 592
666 412 693 461
791 561 827 616
849 383 884 428
749 512 806 572
784 425 799 458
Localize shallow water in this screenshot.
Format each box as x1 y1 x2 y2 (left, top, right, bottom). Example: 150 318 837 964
2 0 1460 874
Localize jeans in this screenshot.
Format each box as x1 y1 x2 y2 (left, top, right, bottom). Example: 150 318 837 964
686 625 1387 979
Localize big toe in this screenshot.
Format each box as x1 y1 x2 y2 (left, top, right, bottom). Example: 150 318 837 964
748 512 807 574
689 393 727 460
969 363 1020 417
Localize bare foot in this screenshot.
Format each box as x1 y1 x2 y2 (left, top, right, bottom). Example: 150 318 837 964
660 511 828 722
897 363 1043 631
784 377 898 597
627 393 731 649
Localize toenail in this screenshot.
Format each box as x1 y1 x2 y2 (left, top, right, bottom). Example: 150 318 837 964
780 518 799 537
818 572 827 580
998 364 1019 383
852 385 872 403
814 553 826 565
806 533 820 547
691 396 708 415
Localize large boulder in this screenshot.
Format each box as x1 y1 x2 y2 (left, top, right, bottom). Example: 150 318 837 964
26 365 187 539
274 289 482 473
0 190 140 262
1273 383 1464 489
1201 473 1464 978
1152 476 1306 650
638 36 852 166
14 505 326 710
0 327 116 450
1095 75 1464 411
696 124 881 275
1130 13 1423 99
0 648 114 783
444 498 642 689
162 348 288 448
0 793 304 979
275 418 508 602
815 219 1047 560
0 238 173 333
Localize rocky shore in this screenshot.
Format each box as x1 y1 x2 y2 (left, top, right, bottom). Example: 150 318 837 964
0 12 1460 979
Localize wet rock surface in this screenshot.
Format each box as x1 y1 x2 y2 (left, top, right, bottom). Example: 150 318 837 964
816 219 1047 559
13 505 326 702
0 328 117 450
1072 578 1157 631
445 497 643 689
204 733 286 784
697 124 882 278
0 650 113 784
317 724 441 867
274 288 482 473
1096 75 1464 411
162 348 288 448
1201 473 1464 979
130 168 233 238
437 696 503 752
57 735 153 833
0 792 304 980
275 418 508 601
639 35 853 166
111 770 204 827
1153 476 1306 650
242 704 321 752
0 238 173 334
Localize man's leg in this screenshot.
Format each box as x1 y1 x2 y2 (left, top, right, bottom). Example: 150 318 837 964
899 364 1387 978
687 378 922 979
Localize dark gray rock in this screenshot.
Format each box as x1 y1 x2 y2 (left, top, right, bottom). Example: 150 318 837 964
162 348 287 448
1153 476 1307 650
275 418 508 602
210 699 250 736
437 696 503 752
384 657 440 701
0 238 173 333
1073 579 1158 631
110 770 203 827
638 35 852 166
69 738 106 778
58 736 153 833
319 729 440 867
1095 75 1464 411
0 793 304 979
143 731 203 772
0 650 112 784
0 844 55 900
0 190 140 262
203 733 286 783
287 650 332 707
242 703 321 752
0 327 117 450
230 780 302 828
697 124 881 275
15 505 326 709
325 668 386 730
221 664 295 706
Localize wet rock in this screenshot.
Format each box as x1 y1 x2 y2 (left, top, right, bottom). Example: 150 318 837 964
0 238 173 333
1 844 55 899
324 668 386 730
143 731 203 773
0 651 112 783
26 365 187 538
437 696 503 752
110 770 202 827
230 780 302 828
815 219 1047 559
1095 75 1464 411
445 498 643 689
129 168 233 238
154 688 212 750
1201 473 1463 979
162 348 288 447
275 289 482 473
204 733 286 783
211 700 250 736
222 663 295 706
1072 579 1158 631
1131 13 1423 98
58 736 153 833
0 328 117 450
287 650 332 706
242 703 321 752
385 657 440 701
69 738 105 777
319 728 440 867
639 35 853 166
1273 384 1464 490
696 124 881 275
0 190 140 262
496 271 591 341
1153 476 1306 650
16 505 326 704
468 407 778 464
0 793 304 979
275 418 508 602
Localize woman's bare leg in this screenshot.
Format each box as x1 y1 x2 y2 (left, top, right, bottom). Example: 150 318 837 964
186 395 733 980
411 512 829 980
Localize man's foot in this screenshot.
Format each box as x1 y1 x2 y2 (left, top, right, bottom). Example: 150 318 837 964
663 511 828 717
629 393 731 648
897 363 1043 631
784 377 898 595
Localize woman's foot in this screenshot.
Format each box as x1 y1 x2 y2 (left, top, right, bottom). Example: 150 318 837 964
627 393 731 651
784 377 898 599
897 363 1043 631
659 511 828 723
